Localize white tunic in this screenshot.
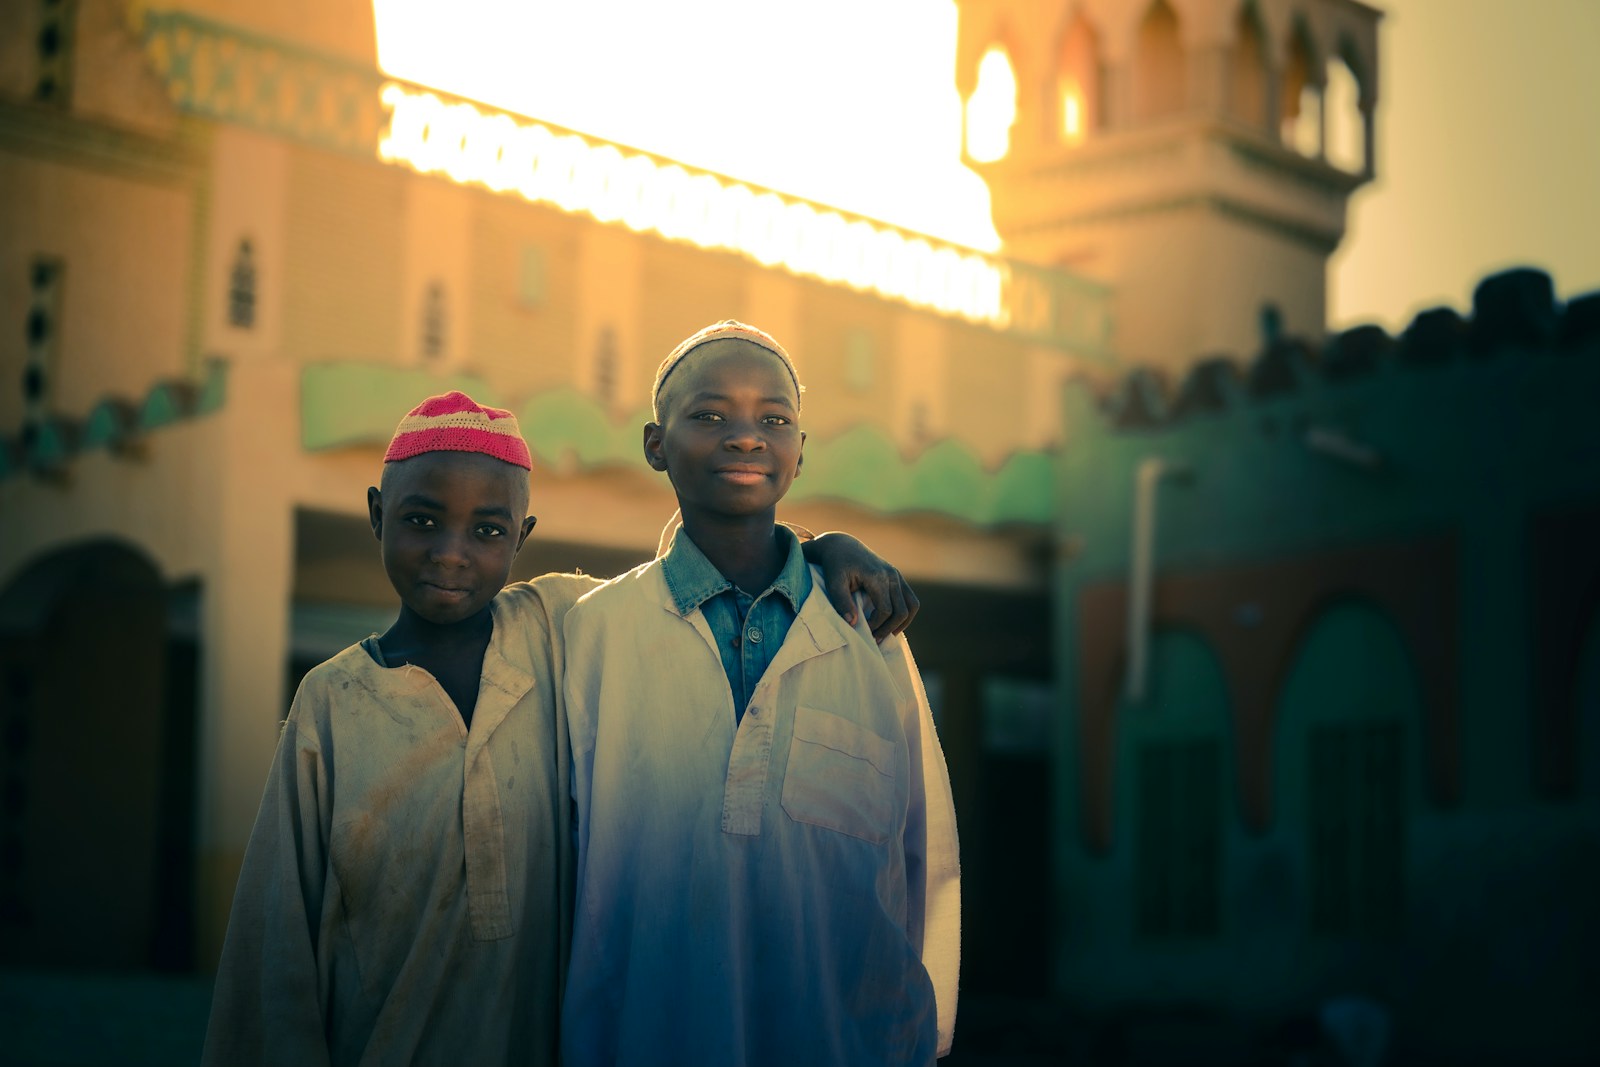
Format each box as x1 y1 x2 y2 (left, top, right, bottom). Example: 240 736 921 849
203 574 596 1067
562 560 961 1067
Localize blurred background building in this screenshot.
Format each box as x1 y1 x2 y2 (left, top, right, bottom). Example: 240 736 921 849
0 1 1595 1063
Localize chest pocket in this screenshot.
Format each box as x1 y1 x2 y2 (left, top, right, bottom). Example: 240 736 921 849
780 706 897 845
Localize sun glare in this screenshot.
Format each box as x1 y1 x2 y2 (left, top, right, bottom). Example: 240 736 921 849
370 0 1000 252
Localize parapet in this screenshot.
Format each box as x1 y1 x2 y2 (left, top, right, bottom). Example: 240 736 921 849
1080 267 1600 434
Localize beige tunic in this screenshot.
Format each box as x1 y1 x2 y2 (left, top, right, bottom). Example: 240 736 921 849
203 574 598 1067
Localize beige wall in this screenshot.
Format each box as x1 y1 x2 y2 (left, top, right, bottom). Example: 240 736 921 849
281 147 406 362
0 150 194 424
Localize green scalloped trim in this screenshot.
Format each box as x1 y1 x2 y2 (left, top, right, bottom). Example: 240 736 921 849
792 426 913 512
299 364 1055 526
989 451 1055 524
300 364 497 450
908 439 987 517
518 385 630 463
140 382 192 430
196 360 229 415
33 420 75 469
0 362 229 482
81 401 135 449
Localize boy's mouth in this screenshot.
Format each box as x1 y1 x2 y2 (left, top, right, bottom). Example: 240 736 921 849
715 465 768 485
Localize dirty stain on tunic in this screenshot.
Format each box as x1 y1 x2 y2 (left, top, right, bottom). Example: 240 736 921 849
203 574 597 1067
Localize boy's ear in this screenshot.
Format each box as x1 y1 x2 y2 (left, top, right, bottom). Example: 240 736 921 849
796 430 805 478
367 486 383 540
643 422 668 472
516 514 537 552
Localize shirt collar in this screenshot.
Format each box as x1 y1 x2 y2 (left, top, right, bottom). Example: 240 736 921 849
661 524 809 617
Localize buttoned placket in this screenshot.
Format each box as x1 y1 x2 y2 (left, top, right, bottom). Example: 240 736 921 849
447 618 534 942
681 586 848 837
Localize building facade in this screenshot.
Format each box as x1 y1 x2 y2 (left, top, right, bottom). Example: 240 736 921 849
3 1 1597 1063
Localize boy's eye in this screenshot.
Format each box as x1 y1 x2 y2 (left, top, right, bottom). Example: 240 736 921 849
404 515 437 528
762 415 790 426
476 524 506 538
692 412 725 423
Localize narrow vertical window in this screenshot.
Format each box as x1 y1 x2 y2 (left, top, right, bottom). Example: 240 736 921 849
227 239 257 329
23 258 64 455
519 246 547 309
420 282 446 363
35 0 75 106
592 326 617 406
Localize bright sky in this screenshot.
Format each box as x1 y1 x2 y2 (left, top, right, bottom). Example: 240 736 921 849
373 0 1600 335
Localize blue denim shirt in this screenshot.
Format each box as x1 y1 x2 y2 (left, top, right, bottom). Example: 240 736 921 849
659 525 812 723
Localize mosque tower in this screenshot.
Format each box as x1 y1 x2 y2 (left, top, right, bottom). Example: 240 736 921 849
954 0 1381 370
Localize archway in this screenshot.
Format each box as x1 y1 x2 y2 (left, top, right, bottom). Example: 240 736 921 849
1133 0 1186 123
1230 2 1270 130
1280 19 1322 156
0 541 191 969
1116 628 1233 942
1272 601 1419 940
1055 11 1101 145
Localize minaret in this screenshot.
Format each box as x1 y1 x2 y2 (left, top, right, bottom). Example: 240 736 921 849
955 0 1380 369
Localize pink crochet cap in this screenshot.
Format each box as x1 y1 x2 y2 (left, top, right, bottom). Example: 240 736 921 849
383 391 532 470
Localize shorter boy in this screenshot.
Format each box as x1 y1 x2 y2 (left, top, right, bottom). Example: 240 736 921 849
203 393 577 1066
203 391 919 1067
562 322 961 1067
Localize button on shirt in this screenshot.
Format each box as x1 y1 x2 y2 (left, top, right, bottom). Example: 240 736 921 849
659 525 811 722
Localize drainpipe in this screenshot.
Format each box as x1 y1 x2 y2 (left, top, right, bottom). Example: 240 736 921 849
1126 457 1191 704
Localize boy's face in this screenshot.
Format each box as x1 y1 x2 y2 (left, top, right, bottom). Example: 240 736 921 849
644 339 804 521
367 451 536 625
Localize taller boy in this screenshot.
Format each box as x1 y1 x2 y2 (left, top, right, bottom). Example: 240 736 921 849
562 322 961 1067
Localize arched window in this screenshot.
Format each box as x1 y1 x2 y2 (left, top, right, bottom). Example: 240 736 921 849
1274 602 1416 936
1324 50 1365 173
966 46 1018 163
1056 13 1101 145
1281 21 1322 157
1230 2 1269 130
1116 629 1232 940
1133 0 1186 123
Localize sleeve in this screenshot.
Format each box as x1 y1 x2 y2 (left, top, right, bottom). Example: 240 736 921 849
880 631 962 1057
200 694 335 1067
524 571 606 611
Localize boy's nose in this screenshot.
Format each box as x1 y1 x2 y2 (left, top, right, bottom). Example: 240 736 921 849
429 531 471 565
724 423 766 451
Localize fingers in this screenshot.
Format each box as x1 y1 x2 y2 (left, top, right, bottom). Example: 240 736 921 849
869 574 910 643
824 571 858 626
897 575 921 634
